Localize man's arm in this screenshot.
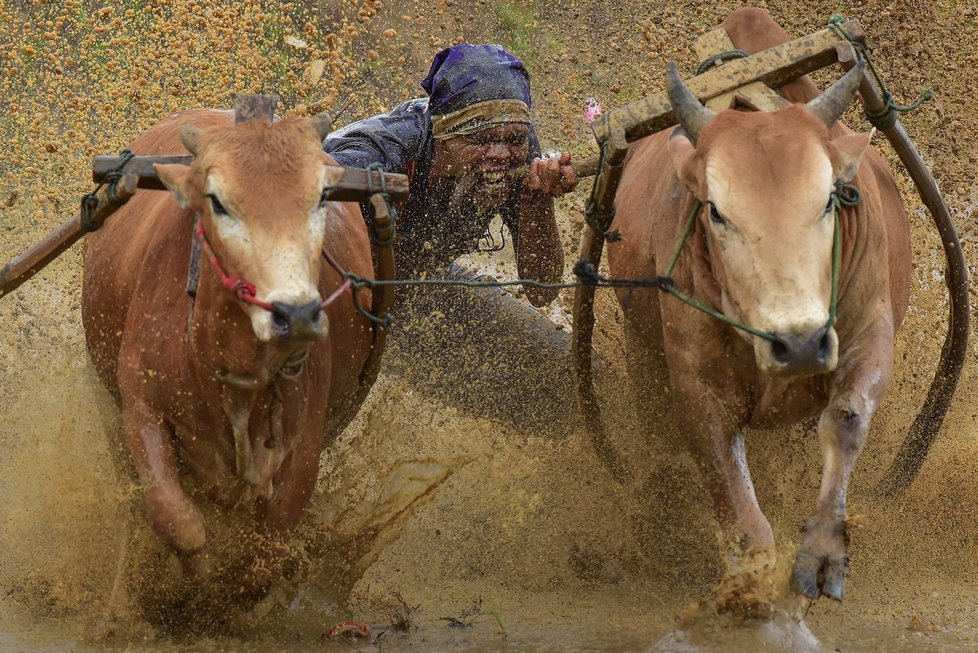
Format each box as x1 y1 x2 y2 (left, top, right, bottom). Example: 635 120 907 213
511 186 565 307
507 151 579 307
323 99 427 172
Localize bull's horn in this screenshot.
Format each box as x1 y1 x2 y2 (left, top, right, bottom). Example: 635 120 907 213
666 60 715 143
309 112 334 142
806 61 866 128
180 125 202 156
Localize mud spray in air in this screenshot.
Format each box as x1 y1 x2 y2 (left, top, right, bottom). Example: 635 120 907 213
1 0 977 651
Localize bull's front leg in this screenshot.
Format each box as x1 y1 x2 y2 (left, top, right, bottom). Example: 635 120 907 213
790 327 895 601
124 399 206 558
675 381 777 605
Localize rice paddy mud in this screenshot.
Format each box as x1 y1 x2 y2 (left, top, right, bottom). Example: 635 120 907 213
1 0 977 651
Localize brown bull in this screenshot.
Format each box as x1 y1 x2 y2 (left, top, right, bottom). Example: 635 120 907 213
607 8 910 604
81 109 376 607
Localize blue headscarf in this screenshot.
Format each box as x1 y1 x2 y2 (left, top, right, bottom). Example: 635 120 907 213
420 43 532 115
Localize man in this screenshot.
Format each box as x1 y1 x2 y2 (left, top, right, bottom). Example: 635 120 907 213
324 43 579 307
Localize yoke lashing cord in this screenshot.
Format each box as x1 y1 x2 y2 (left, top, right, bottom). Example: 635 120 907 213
333 185 859 338
80 149 135 232
827 15 933 130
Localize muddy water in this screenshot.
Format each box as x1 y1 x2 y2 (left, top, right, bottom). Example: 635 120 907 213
3 0 978 651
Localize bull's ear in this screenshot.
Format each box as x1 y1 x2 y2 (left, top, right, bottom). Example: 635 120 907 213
669 128 705 197
154 163 199 210
828 129 873 183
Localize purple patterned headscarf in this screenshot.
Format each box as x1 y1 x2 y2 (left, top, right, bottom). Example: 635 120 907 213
420 43 532 115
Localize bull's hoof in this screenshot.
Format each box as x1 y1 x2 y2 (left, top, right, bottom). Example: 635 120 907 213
712 547 778 620
789 556 846 601
790 521 849 601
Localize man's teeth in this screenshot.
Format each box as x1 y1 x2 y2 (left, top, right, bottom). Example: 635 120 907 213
483 171 506 182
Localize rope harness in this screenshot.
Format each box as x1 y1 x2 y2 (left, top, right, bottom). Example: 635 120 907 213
333 184 859 340
646 184 859 341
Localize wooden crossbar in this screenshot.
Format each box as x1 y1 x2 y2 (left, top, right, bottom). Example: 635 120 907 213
590 19 864 152
92 156 410 202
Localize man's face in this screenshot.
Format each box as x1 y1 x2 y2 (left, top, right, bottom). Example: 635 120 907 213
431 123 530 207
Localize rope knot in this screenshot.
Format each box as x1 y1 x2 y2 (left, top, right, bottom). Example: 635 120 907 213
573 260 601 286
226 276 257 301
835 182 862 207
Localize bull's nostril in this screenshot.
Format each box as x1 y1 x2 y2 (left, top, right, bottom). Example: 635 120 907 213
272 312 290 333
771 339 790 364
818 332 831 362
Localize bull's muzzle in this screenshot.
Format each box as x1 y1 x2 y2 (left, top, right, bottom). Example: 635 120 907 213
759 325 839 376
270 300 327 342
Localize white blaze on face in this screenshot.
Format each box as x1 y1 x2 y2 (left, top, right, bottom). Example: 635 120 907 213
704 146 839 373
206 167 327 343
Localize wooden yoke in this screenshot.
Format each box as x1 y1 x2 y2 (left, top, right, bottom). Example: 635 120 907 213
0 173 138 299
91 155 409 202
693 29 789 112
1 94 409 300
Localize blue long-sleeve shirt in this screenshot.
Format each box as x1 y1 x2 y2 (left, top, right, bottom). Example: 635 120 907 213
323 98 541 276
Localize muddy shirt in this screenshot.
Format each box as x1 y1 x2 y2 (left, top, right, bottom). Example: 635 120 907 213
323 98 541 276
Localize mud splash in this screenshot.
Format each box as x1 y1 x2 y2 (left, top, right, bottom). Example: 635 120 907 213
3 0 978 651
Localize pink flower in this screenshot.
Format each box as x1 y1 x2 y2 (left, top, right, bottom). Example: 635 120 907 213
584 97 603 124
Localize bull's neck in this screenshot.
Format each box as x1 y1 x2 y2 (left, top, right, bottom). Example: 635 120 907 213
185 266 307 497
834 199 869 336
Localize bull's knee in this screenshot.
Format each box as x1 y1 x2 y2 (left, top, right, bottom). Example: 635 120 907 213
824 401 872 453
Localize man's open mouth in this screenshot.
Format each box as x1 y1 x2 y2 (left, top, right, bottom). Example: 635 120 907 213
481 170 509 186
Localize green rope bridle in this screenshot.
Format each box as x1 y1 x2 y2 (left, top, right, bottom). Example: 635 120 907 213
659 186 854 342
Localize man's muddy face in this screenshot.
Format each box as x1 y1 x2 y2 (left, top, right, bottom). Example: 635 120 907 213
430 123 530 208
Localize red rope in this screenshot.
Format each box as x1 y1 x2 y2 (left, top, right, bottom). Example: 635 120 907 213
318 244 355 310
195 218 354 314
326 620 371 640
195 219 278 312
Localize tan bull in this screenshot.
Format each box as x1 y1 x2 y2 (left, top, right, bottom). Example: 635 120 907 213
81 109 377 618
607 8 910 605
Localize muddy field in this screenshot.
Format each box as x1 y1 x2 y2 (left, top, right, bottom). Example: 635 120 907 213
1 0 977 651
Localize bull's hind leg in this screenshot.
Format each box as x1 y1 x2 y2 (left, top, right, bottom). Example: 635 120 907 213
790 326 895 600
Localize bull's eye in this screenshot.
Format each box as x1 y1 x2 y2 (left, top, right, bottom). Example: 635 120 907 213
208 194 228 216
708 203 726 226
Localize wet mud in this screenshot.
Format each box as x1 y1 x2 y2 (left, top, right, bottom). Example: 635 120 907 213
2 0 978 651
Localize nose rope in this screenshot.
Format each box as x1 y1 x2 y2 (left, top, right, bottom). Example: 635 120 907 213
195 218 354 316
195 219 278 313
319 254 353 310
